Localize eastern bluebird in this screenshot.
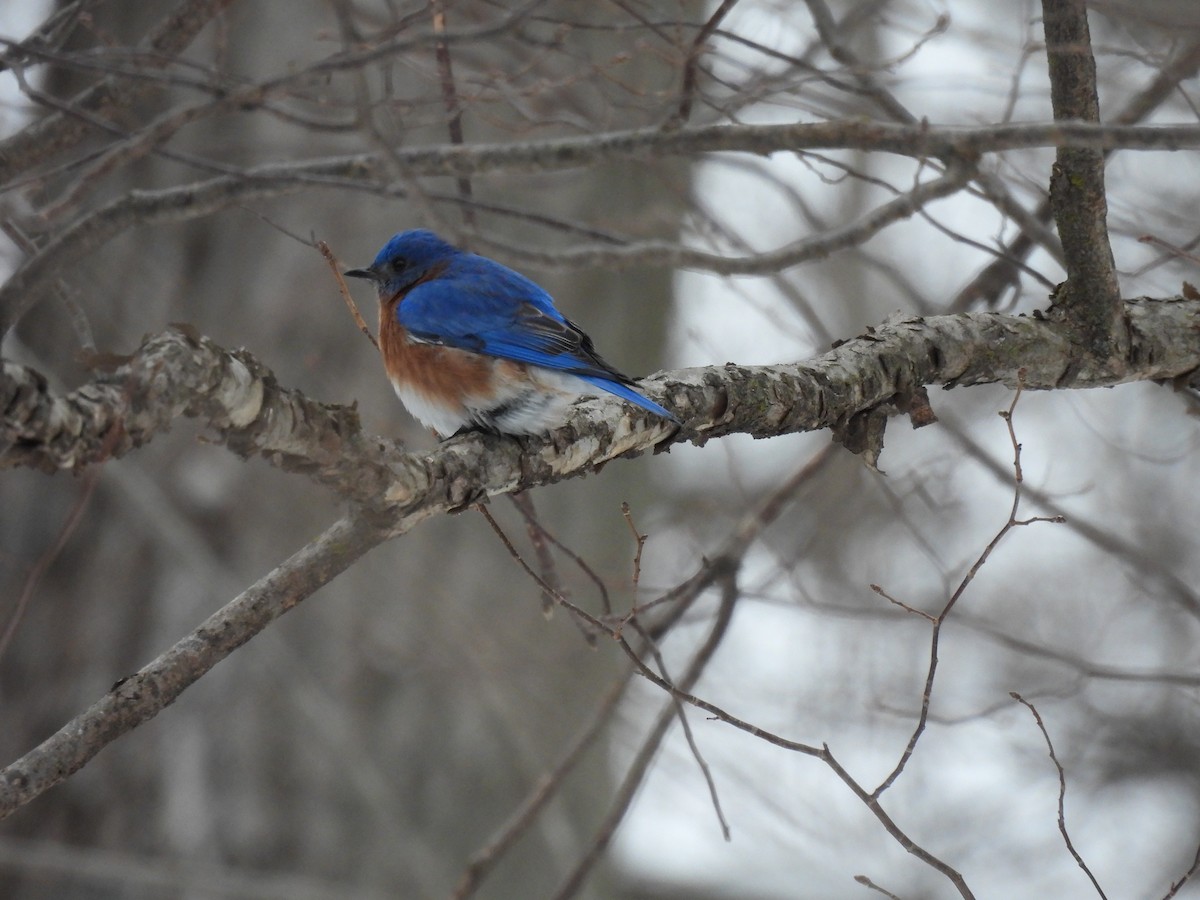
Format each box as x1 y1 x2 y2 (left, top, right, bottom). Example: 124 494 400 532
345 229 679 436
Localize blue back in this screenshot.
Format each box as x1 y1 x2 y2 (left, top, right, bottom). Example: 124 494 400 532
369 230 678 422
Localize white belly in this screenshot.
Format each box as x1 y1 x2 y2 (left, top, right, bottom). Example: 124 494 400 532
391 381 472 436
390 366 589 436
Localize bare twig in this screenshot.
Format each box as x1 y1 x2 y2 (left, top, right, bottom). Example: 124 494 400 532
552 569 740 899
804 0 919 125
666 0 739 127
0 0 238 186
475 504 608 638
511 498 612 616
5 118 1200 332
0 514 389 818
824 745 975 899
621 501 647 594
452 670 634 898
0 429 112 660
480 499 596 644
872 376 1066 798
431 0 476 231
942 419 1200 618
319 239 379 351
956 34 1200 310
853 873 904 899
1137 234 1200 269
871 583 935 623
623 597 734 843
618 448 834 635
1011 693 1109 899
488 499 732 845
509 493 563 617
1163 840 1200 899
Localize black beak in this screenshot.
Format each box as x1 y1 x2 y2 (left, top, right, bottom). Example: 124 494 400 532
343 266 377 281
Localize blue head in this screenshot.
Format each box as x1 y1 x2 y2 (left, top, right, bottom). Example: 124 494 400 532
344 229 461 295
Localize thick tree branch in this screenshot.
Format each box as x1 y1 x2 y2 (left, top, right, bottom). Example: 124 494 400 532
954 35 1200 311
0 328 412 512
4 297 1198 519
1042 0 1125 362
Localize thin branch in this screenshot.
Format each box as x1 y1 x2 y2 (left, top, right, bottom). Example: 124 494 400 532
1011 693 1109 899
319 239 379 351
452 670 634 898
0 441 108 660
942 419 1200 617
6 118 1200 331
552 569 741 899
484 160 975 275
0 157 378 335
431 0 476 231
508 493 564 617
478 502 599 645
853 874 904 899
804 0 918 125
621 501 647 595
1 98 1197 199
823 745 975 899
872 378 1066 798
0 0 238 186
488 499 734 846
609 455 975 896
954 35 1200 311
1137 234 1200 269
476 504 609 638
0 513 389 819
511 498 612 616
0 832 367 900
1163 840 1200 899
871 583 935 623
622 603 734 844
666 0 739 127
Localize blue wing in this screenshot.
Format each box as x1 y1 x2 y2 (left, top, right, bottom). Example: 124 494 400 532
397 255 678 422
399 256 604 375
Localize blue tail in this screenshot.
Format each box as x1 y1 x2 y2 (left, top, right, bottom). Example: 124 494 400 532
579 375 680 424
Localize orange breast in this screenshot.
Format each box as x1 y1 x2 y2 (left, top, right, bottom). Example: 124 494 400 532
378 292 497 405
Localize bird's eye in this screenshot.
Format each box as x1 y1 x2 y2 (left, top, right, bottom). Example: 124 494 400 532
391 257 407 273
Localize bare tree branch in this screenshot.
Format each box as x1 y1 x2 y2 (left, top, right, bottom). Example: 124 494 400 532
0 513 388 819
453 671 634 899
1012 693 1109 899
954 34 1200 311
1042 0 1125 361
5 295 1199 492
4 117 1200 332
872 382 1065 798
0 328 408 511
0 0 238 185
550 570 740 900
